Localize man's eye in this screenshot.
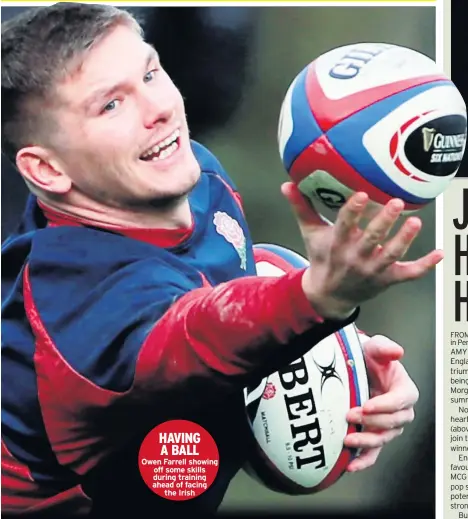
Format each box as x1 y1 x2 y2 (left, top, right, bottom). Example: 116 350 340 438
102 99 120 113
143 69 158 83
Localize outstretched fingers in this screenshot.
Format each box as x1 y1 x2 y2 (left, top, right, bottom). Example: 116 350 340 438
281 182 327 227
384 249 445 284
333 192 369 243
356 199 406 257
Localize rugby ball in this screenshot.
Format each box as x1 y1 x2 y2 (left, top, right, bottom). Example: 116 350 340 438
277 42 467 218
243 243 370 494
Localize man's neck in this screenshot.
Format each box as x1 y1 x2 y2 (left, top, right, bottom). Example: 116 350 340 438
37 194 193 231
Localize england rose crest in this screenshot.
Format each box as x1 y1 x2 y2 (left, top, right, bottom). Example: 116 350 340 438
262 382 276 400
213 211 247 270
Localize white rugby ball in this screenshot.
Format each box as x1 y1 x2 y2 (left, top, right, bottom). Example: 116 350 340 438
243 244 370 494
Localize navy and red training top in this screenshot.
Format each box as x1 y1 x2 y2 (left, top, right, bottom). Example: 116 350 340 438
1 141 358 516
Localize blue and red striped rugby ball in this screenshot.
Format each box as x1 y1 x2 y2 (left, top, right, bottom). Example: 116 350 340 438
278 43 467 216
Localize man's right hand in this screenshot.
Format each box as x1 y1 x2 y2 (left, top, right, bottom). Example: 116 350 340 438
281 182 444 320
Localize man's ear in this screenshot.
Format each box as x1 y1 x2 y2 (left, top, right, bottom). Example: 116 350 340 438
16 146 72 194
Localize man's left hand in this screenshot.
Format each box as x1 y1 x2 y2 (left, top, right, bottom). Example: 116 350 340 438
344 333 419 472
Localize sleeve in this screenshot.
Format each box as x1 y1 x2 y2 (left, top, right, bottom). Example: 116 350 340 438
27 255 359 407
135 268 359 402
25 249 358 476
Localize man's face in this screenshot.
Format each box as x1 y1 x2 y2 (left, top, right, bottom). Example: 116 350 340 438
49 24 201 209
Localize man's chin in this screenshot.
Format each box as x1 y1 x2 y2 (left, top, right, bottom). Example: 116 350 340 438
131 182 197 210
146 193 189 210
127 163 201 209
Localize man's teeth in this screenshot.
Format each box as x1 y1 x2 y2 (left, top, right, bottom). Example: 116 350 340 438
141 129 180 161
157 141 178 160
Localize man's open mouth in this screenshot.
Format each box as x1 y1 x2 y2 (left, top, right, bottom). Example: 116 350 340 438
140 129 180 162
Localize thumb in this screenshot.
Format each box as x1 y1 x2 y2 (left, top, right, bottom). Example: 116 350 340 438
281 182 329 227
363 335 404 365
